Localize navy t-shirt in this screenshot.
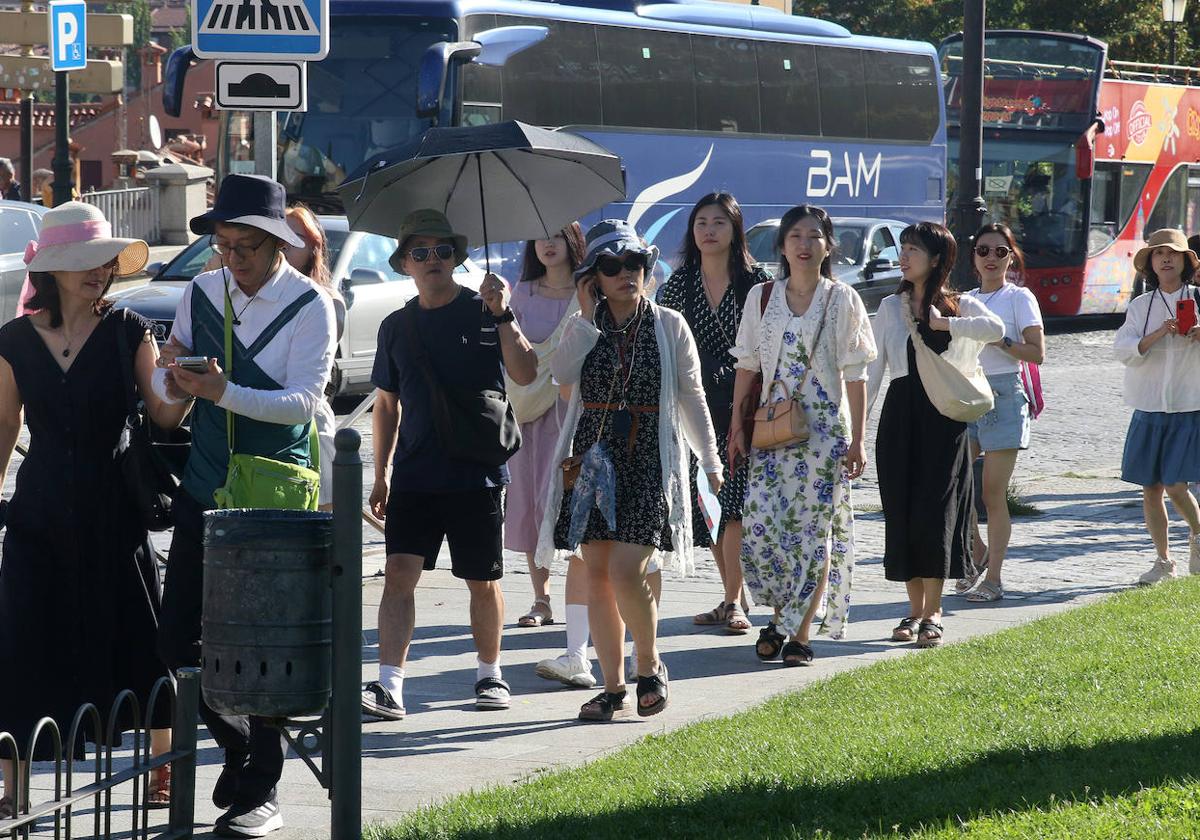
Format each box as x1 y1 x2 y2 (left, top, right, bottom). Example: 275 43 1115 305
372 286 509 493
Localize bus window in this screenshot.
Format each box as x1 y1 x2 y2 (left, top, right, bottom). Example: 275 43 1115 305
495 17 601 127
1146 166 1188 234
596 26 695 130
816 47 868 139
693 37 759 134
1088 162 1119 255
865 51 940 142
1186 169 1200 235
756 41 820 136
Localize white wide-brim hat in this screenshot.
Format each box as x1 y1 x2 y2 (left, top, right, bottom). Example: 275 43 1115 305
23 201 149 277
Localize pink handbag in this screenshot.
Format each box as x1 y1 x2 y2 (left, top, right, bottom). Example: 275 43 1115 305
1020 361 1044 419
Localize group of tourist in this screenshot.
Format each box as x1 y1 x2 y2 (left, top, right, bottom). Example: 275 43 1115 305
3 171 1200 837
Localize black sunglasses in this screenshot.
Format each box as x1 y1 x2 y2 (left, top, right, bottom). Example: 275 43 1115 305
595 253 647 277
974 244 1012 259
405 244 455 262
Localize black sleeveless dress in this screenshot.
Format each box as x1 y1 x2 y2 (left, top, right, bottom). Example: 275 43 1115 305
0 310 169 759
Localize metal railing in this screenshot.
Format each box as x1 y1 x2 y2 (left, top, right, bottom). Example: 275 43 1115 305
82 187 161 244
1 668 199 840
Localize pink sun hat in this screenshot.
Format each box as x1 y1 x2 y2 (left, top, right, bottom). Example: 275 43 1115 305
16 201 149 317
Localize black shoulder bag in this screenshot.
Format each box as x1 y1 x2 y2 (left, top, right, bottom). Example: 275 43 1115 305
115 311 185 531
398 302 521 467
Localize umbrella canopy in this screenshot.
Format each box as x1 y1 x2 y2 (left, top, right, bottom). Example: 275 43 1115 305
337 121 626 246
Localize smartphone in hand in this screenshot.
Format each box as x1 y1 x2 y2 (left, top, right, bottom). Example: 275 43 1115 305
1177 297 1197 336
174 356 210 373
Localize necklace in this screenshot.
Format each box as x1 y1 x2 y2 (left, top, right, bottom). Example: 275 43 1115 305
601 302 641 335
977 283 1006 305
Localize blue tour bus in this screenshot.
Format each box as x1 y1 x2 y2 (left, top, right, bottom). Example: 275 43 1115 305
206 0 947 275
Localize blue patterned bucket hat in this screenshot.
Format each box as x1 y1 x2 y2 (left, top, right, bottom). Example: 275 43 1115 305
574 219 659 281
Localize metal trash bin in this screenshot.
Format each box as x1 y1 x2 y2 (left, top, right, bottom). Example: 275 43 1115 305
201 509 334 717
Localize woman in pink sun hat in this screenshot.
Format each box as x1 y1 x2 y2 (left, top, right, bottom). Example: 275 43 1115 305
0 202 192 815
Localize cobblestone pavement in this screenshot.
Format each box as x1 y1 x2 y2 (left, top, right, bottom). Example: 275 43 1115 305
8 319 1191 838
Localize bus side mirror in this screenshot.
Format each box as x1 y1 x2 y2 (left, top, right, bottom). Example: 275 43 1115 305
472 26 549 66
417 41 483 120
163 46 197 119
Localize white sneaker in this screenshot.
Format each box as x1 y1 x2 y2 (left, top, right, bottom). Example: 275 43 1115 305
535 653 596 688
1191 534 1200 576
1138 555 1177 586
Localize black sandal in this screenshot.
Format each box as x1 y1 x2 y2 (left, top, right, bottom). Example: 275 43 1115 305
755 622 786 660
578 689 627 722
780 640 814 667
636 663 669 717
916 619 944 648
891 617 921 642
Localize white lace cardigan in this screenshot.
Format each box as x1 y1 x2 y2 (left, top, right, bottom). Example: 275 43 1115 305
730 277 878 413
534 302 722 575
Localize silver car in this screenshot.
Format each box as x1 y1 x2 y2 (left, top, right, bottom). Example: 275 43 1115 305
0 200 48 324
746 216 908 314
110 216 486 395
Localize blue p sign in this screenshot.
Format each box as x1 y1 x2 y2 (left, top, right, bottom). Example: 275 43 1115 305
49 1 87 72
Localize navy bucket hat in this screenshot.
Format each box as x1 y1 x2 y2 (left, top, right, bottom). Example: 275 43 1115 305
574 219 659 280
190 174 304 248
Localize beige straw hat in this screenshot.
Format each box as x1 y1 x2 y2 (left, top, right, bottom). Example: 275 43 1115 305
22 201 148 277
1133 228 1200 274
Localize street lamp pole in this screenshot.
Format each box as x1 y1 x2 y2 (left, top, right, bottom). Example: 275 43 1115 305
1164 0 1188 69
953 0 987 289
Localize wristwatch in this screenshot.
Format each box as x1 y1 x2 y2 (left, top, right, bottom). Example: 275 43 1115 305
1002 336 1014 348
494 308 516 324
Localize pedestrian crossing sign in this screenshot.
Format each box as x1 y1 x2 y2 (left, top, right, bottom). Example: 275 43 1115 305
192 0 328 60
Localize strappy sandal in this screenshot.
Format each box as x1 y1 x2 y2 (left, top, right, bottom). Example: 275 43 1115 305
755 622 786 660
955 551 989 594
724 603 751 635
891 617 921 642
916 619 944 648
148 763 171 809
578 689 627 722
0 795 14 819
693 602 728 626
966 580 1004 602
780 640 814 667
518 598 554 628
636 663 669 717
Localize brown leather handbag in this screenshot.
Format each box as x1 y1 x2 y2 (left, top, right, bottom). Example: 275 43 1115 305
749 283 835 451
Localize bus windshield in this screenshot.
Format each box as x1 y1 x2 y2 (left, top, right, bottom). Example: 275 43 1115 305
272 16 455 204
950 136 1087 268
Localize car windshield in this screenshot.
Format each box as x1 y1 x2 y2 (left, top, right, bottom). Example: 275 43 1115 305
746 224 778 265
833 227 864 265
747 222 866 266
158 229 350 279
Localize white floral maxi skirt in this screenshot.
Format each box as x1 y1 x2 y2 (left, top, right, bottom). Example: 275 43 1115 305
740 340 855 640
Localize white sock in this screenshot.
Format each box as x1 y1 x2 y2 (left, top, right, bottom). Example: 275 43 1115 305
565 604 590 662
477 657 502 682
379 665 405 701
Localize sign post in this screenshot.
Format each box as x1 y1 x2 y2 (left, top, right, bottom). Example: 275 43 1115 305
49 0 87 207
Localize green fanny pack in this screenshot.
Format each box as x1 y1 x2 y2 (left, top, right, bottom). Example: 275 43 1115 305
213 279 321 511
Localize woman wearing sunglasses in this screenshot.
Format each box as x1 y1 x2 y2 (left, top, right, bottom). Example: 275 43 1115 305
659 192 771 635
536 220 721 721
954 224 1044 602
728 205 877 665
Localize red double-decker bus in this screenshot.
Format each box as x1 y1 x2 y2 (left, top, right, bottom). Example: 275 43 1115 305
941 30 1200 317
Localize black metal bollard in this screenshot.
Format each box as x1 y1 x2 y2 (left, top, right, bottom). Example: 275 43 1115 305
330 429 363 840
169 667 201 839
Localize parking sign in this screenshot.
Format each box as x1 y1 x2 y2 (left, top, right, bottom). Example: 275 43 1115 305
192 0 328 61
48 0 88 72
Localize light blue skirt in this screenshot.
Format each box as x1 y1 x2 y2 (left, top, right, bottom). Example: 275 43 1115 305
1121 409 1200 486
967 372 1030 452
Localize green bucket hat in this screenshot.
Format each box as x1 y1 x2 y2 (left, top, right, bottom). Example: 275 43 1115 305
389 208 469 273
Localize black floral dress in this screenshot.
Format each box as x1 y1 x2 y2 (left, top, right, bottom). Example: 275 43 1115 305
553 300 671 550
658 265 770 545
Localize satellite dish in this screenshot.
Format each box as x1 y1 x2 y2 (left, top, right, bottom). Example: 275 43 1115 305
149 115 163 149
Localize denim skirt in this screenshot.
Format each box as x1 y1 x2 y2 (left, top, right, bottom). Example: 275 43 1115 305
1121 409 1200 486
967 372 1030 452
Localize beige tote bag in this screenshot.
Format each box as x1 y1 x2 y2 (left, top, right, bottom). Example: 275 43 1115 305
900 293 993 422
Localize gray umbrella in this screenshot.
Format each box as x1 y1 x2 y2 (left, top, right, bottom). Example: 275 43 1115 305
337 121 626 258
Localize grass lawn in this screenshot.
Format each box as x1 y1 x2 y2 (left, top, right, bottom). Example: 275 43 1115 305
369 579 1200 840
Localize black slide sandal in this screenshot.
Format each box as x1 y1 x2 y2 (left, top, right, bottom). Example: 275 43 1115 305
636 663 669 717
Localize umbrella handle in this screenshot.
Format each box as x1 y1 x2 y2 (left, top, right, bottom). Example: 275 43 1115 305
476 153 491 274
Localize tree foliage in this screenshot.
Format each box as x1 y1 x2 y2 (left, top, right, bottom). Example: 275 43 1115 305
793 0 1193 67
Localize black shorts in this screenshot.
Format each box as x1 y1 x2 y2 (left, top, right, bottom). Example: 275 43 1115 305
384 486 504 581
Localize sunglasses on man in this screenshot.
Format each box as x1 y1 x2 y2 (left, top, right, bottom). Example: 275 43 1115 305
595 253 648 277
404 244 456 263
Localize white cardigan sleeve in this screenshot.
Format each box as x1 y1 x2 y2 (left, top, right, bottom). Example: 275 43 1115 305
948 296 1005 342
730 282 769 372
669 311 722 475
866 299 893 416
550 313 601 385
1113 294 1151 366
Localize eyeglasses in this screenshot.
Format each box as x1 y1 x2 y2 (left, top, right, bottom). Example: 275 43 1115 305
405 244 455 263
595 253 647 277
211 234 272 260
974 245 1012 259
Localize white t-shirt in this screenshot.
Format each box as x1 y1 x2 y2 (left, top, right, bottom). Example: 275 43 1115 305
966 283 1044 375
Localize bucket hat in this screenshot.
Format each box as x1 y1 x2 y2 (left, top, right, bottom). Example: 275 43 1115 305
22 201 148 276
574 219 658 281
1134 228 1200 273
190 173 304 248
388 208 468 273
